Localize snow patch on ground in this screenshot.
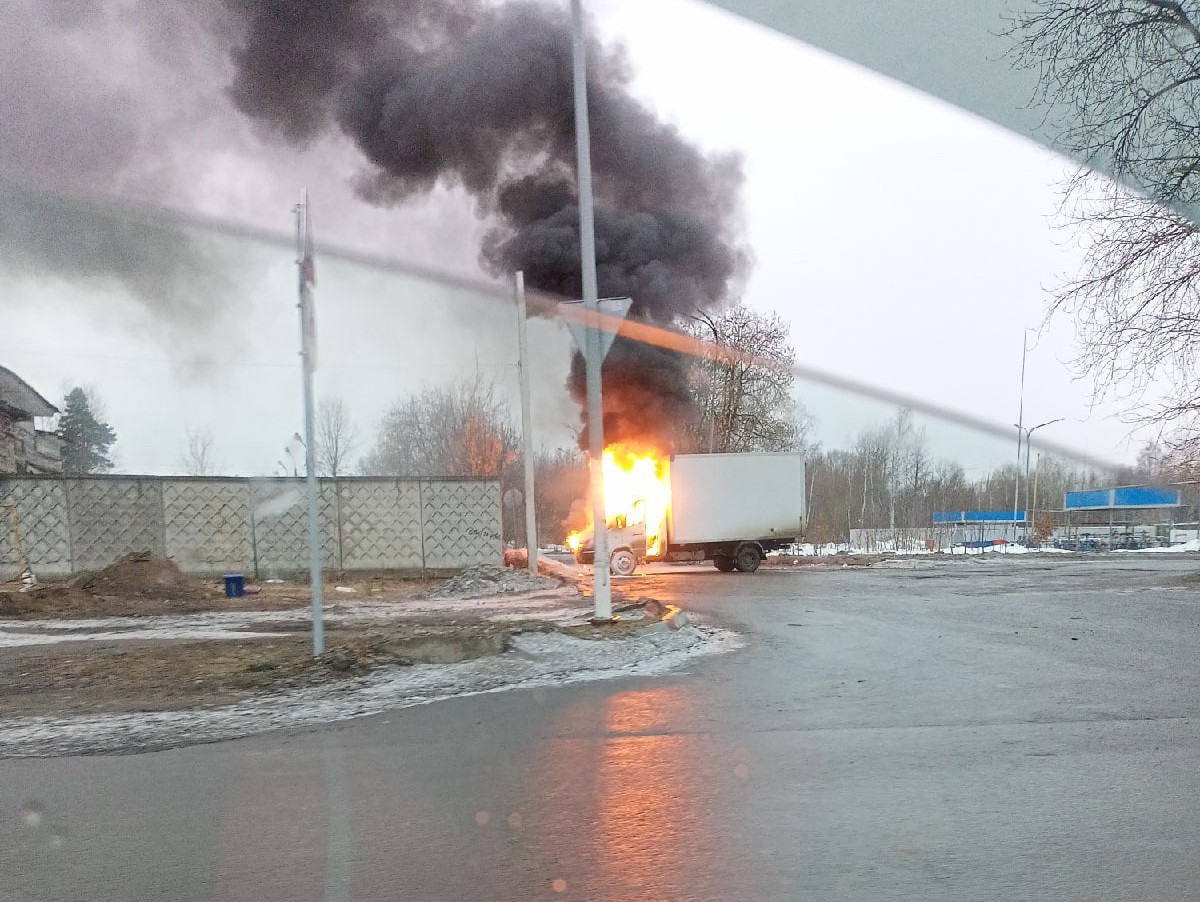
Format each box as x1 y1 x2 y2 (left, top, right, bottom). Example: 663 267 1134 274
0 587 590 649
782 544 1077 558
396 588 588 621
1113 539 1200 553
0 623 743 757
0 628 289 648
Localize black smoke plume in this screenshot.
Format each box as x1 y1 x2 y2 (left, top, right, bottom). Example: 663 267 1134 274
222 0 747 449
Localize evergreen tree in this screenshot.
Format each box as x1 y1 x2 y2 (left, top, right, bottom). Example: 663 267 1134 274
58 387 117 474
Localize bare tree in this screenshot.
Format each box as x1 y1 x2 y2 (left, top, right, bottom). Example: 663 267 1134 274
682 301 812 453
1134 436 1200 482
850 409 929 535
316 397 358 477
1007 1 1200 443
801 411 1088 543
179 427 217 476
885 409 932 532
360 375 519 479
803 448 857 543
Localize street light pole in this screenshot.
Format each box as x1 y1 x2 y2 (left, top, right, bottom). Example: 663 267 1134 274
1022 418 1063 542
570 0 612 621
1012 328 1035 540
1032 452 1043 538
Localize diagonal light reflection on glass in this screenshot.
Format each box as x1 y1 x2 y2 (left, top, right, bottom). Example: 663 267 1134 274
0 173 1118 473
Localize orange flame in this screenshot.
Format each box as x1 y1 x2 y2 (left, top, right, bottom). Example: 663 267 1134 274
567 446 671 558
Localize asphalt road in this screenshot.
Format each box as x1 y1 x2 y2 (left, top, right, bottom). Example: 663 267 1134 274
3 555 1199 901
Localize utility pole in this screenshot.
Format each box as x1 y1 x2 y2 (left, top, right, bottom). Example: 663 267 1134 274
514 272 539 576
1022 418 1063 542
1011 327 1038 540
295 191 325 656
1012 331 1029 540
570 0 612 621
1032 452 1042 542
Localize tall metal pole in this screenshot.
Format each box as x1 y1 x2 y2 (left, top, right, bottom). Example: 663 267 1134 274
1032 452 1042 542
1023 418 1063 544
296 192 325 656
1012 332 1029 540
515 272 539 576
1023 428 1033 542
571 0 611 620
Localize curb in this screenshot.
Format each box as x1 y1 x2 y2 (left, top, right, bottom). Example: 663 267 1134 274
663 605 690 631
641 603 689 632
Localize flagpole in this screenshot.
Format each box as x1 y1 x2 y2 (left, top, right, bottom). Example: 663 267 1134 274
296 190 325 656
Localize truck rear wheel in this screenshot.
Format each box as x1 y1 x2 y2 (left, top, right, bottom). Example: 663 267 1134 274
734 544 763 573
610 549 637 577
713 555 736 572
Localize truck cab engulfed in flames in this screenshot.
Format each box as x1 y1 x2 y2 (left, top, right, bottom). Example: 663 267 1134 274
568 450 806 576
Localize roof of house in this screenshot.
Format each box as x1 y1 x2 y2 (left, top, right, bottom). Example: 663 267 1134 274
0 365 58 419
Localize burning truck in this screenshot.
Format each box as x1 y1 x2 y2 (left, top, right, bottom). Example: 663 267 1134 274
568 448 806 575
199 0 770 561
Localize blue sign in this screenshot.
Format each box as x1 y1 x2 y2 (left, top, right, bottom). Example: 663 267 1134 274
1113 486 1180 508
933 510 1027 524
1064 490 1110 510
1064 487 1181 510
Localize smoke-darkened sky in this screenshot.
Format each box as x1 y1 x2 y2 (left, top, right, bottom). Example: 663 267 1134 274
214 0 751 449
0 0 1161 475
3 0 754 452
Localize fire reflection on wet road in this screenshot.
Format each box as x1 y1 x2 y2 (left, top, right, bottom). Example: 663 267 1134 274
2 557 1199 901
519 685 754 901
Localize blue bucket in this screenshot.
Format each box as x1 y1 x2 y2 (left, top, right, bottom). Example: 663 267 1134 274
223 574 245 598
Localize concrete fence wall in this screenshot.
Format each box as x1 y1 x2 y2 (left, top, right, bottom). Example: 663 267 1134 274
0 475 501 579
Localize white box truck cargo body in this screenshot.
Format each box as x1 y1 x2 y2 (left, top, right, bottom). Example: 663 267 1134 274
669 452 806 545
577 451 806 574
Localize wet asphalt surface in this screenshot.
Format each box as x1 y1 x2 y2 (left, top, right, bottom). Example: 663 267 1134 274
2 555 1198 901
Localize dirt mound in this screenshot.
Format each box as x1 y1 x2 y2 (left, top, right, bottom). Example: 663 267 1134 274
0 583 101 619
432 564 561 598
71 551 203 599
0 552 218 619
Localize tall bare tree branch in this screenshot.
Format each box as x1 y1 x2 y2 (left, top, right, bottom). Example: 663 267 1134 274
360 375 519 479
681 301 811 453
316 397 358 477
1006 1 1200 449
179 427 217 476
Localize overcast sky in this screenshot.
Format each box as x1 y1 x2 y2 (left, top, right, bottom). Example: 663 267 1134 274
0 0 1159 478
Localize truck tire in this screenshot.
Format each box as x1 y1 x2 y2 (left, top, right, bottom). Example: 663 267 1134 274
734 544 763 573
610 549 637 577
713 555 736 572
